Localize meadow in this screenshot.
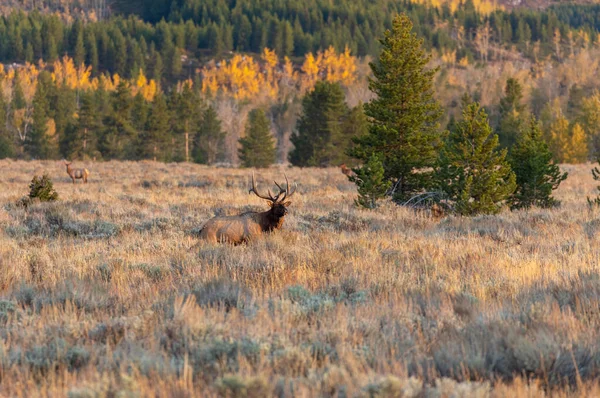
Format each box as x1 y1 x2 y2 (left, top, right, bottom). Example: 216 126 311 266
1 160 600 396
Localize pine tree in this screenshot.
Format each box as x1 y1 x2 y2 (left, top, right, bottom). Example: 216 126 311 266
170 83 200 162
588 158 600 207
152 51 163 83
349 14 443 203
85 29 99 74
73 25 85 66
139 93 170 161
497 78 526 150
239 108 276 168
509 116 567 209
437 102 516 216
65 92 101 160
0 92 14 159
100 81 136 159
193 106 225 165
340 103 368 165
350 154 391 209
131 92 150 134
25 72 53 159
289 81 348 167
53 85 77 157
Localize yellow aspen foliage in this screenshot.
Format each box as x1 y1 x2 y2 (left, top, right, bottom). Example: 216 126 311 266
196 47 357 100
17 63 40 104
549 113 570 162
321 46 356 85
51 56 93 91
301 52 321 89
200 54 267 100
262 48 278 69
408 0 502 14
176 79 193 93
441 49 457 64
563 123 588 164
132 69 158 101
283 56 295 79
582 91 600 135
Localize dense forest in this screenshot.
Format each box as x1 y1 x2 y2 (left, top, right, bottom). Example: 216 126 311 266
2 1 600 166
4 1 600 81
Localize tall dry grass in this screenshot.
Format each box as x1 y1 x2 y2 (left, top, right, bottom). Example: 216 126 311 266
1 160 600 396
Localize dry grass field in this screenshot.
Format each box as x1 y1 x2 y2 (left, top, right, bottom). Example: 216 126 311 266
2 160 600 397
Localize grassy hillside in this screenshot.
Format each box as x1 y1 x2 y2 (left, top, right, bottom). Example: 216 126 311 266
2 160 600 395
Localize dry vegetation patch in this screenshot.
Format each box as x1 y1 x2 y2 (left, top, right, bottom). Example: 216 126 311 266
2 160 600 395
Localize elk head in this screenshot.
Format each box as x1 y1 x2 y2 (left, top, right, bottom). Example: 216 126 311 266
249 172 296 221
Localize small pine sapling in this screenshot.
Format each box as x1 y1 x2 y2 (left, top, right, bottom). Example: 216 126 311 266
350 154 391 209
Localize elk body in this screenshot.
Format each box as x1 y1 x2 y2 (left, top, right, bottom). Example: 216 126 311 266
199 174 296 244
63 160 90 184
340 164 355 178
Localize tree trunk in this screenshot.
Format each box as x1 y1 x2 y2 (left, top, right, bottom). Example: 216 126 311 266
185 130 189 163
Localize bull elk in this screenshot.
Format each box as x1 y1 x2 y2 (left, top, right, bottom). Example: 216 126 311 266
63 160 90 184
199 173 296 244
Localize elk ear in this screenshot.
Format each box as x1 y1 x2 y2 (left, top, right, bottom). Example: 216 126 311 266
282 201 292 207
267 200 274 207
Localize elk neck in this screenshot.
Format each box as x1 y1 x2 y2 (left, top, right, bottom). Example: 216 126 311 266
261 208 285 231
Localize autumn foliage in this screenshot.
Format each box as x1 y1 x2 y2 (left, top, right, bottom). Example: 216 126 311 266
199 47 357 101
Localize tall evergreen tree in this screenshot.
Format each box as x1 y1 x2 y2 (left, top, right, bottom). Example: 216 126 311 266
84 29 99 74
193 106 225 165
509 116 567 209
437 102 516 216
239 108 276 168
497 78 526 150
139 93 170 161
52 85 77 156
340 103 369 165
289 81 349 167
350 14 443 202
170 82 200 162
0 92 14 159
130 92 150 134
73 25 85 66
100 81 136 159
25 72 54 159
64 92 101 160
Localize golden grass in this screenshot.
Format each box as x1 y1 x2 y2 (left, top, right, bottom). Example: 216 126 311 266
2 159 600 396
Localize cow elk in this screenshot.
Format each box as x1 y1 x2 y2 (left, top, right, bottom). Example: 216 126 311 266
63 160 90 184
340 164 355 178
199 173 296 244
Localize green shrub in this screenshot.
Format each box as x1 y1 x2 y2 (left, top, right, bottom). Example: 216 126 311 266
350 154 391 209
28 174 59 202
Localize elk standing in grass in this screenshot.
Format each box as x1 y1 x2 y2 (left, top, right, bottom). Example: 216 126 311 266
63 160 90 184
199 173 296 244
340 164 355 178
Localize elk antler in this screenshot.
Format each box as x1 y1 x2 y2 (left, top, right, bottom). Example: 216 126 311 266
274 173 296 202
251 173 297 203
250 173 277 201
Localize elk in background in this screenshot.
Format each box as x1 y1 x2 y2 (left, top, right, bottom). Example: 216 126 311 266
199 173 296 244
340 164 355 178
63 160 90 184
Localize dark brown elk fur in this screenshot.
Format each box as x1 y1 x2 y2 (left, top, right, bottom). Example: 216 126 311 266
199 174 296 244
63 160 90 184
